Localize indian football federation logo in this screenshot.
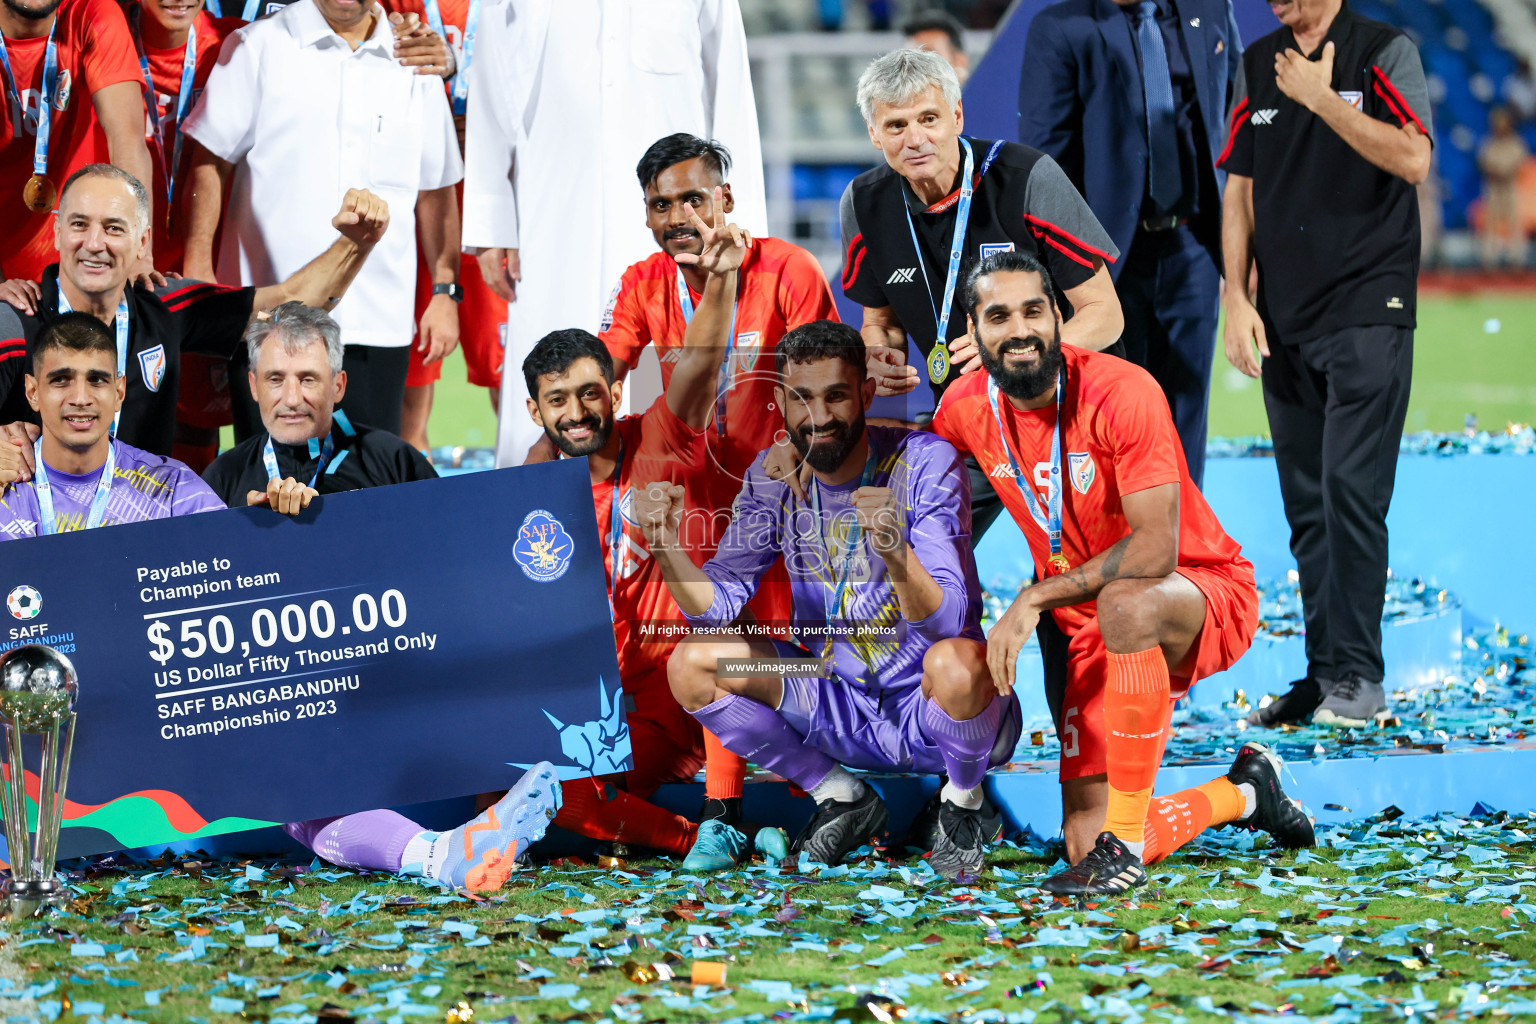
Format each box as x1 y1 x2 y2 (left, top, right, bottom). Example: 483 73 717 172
1338 90 1363 110
138 345 167 393
1068 452 1097 495
513 509 574 582
731 332 761 377
979 242 1015 259
7 585 41 620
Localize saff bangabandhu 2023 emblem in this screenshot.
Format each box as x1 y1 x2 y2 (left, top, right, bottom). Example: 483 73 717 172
513 509 574 582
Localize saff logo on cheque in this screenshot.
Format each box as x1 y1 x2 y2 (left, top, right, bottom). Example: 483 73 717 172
513 510 574 582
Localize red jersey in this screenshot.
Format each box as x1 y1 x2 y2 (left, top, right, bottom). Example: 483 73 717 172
595 396 714 681
0 0 142 280
600 237 839 480
135 10 241 273
932 346 1251 636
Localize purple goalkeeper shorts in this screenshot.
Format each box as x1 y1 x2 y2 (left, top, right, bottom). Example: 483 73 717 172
769 640 1022 775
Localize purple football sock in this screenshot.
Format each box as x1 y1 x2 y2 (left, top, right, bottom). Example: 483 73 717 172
920 695 1002 791
690 693 839 790
283 810 420 871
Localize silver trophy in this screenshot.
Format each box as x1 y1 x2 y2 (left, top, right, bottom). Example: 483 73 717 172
0 646 78 918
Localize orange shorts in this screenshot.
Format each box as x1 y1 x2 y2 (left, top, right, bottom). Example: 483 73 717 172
408 246 505 390
617 668 704 800
176 351 234 429
1048 564 1258 781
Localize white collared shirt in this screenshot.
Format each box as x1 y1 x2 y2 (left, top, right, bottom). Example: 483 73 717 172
183 0 463 348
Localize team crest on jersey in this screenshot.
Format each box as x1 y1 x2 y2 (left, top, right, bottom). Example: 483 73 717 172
599 283 621 332
979 242 1015 259
731 332 761 376
1068 452 1096 495
55 70 71 111
617 487 638 528
513 509 574 582
1338 90 1363 109
138 345 167 393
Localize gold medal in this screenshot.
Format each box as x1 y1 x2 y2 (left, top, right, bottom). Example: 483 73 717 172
1046 553 1071 576
22 174 56 214
927 342 950 384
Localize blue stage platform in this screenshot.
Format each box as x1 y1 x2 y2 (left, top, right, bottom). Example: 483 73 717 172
153 446 1536 860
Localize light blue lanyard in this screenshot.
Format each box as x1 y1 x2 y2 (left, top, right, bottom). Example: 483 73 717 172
603 438 625 620
56 290 129 436
902 138 1005 385
133 10 198 213
0 18 59 181
987 372 1064 558
33 437 117 535
809 446 880 627
676 270 740 439
205 0 222 15
261 410 353 487
241 0 262 21
421 0 480 116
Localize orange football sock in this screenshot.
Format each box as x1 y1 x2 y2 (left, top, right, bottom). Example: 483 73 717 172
703 731 746 801
1103 646 1173 847
1141 780 1243 865
553 778 697 856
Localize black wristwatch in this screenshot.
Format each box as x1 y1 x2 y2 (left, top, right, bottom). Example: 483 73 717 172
432 282 463 303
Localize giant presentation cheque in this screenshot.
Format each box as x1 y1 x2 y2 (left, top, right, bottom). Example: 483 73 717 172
0 459 629 859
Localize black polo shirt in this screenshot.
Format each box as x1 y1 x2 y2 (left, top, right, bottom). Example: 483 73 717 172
0 267 255 455
840 137 1119 398
1217 3 1433 342
202 414 437 506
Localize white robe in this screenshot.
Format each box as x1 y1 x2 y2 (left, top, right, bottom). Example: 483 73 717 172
462 0 767 466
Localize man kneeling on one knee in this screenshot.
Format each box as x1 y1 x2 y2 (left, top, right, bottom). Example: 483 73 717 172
634 320 1019 880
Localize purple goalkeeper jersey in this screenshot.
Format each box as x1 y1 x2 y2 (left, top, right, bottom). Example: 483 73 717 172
0 439 225 540
687 425 982 693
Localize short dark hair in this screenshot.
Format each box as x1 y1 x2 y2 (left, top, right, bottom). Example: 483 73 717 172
902 9 966 52
965 250 1057 317
32 312 117 373
774 320 866 380
636 133 732 191
522 328 615 400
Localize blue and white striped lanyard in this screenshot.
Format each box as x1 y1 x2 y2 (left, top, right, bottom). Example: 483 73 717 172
676 270 740 439
903 138 1004 384
56 289 129 436
422 0 481 116
261 409 353 486
0 18 59 184
132 8 198 213
809 447 880 627
987 372 1064 559
33 437 117 535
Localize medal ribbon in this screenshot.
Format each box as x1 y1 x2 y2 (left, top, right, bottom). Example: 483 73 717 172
33 436 117 535
261 409 354 487
602 438 626 620
902 137 1004 385
56 289 129 436
131 7 198 214
809 445 882 637
0 18 60 185
676 270 740 439
987 371 1065 561
241 0 262 22
422 0 480 117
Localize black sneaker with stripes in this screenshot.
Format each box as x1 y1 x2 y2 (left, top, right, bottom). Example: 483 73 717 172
1038 832 1148 896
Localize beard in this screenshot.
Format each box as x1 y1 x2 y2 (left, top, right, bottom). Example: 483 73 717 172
2 0 65 18
788 408 865 474
977 324 1065 401
546 411 613 458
